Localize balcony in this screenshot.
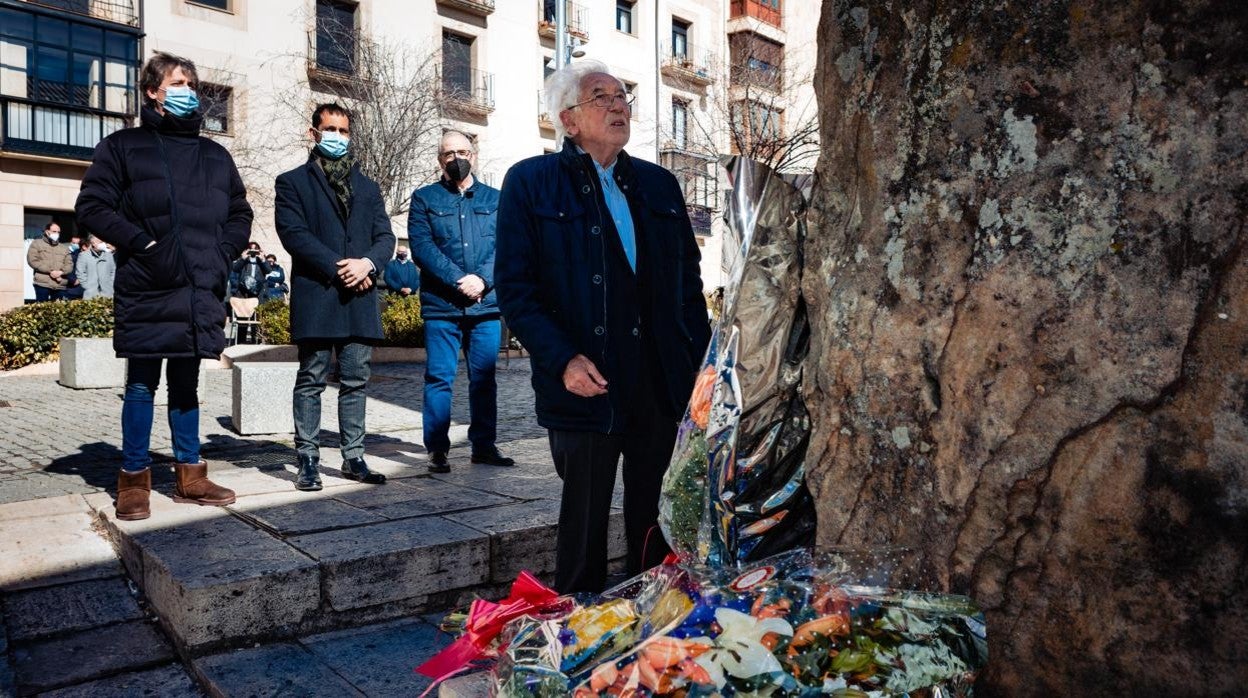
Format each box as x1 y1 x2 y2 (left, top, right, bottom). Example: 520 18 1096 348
306 27 358 86
537 90 554 131
729 0 782 28
537 0 588 41
442 67 495 119
1 96 130 160
434 0 494 18
659 147 718 236
17 0 139 27
660 43 716 88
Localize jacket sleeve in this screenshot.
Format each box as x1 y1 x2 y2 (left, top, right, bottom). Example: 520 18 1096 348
274 174 344 283
221 156 254 259
74 252 88 282
495 165 579 378
407 188 466 287
364 184 396 274
74 138 152 253
60 249 74 276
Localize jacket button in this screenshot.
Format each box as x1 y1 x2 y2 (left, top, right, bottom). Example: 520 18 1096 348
592 274 602 284
558 212 565 218
632 327 639 336
581 185 591 194
590 225 601 235
594 326 604 336
622 184 629 190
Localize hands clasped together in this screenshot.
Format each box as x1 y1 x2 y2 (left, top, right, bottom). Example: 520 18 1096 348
336 258 374 292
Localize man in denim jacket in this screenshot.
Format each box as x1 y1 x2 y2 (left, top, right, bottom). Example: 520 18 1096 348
408 130 513 473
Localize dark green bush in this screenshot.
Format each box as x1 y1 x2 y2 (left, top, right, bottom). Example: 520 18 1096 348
256 299 291 345
0 297 114 370
381 294 424 347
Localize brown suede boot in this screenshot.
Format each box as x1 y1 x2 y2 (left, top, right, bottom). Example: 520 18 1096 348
116 468 151 521
173 461 236 506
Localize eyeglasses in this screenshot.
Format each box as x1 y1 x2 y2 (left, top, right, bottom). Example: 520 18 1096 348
568 92 636 111
440 149 473 160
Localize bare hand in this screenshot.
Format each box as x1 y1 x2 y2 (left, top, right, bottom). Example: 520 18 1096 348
400 287 412 296
563 354 608 397
336 258 373 288
457 274 485 301
49 270 63 280
355 276 374 292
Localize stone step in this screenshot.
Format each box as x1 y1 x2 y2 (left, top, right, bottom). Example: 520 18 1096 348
87 439 626 656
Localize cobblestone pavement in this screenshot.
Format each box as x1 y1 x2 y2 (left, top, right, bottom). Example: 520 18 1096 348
0 359 545 505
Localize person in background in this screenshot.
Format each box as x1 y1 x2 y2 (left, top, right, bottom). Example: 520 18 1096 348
381 245 419 299
260 253 288 303
26 221 73 302
75 234 116 299
64 233 86 299
275 102 394 492
408 130 512 473
495 61 710 593
232 241 271 298
75 51 253 521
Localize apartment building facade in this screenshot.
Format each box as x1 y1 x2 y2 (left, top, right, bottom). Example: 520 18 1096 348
0 0 817 310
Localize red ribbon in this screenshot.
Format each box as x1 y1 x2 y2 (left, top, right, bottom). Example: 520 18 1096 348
416 571 563 679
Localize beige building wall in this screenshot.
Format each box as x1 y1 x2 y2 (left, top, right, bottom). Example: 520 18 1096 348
0 157 89 309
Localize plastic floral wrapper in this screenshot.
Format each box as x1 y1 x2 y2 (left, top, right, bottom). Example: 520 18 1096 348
661 157 817 567
492 551 987 697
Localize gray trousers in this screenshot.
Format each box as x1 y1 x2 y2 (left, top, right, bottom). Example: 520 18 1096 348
293 340 372 459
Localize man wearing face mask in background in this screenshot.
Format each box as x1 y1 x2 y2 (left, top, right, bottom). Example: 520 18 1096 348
408 130 512 473
381 245 419 298
27 221 73 302
274 103 395 492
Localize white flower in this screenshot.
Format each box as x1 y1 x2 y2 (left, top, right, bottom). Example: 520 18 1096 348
693 608 793 688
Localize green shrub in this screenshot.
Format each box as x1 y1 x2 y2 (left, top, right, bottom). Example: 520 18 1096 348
256 299 291 345
0 297 114 370
381 294 424 347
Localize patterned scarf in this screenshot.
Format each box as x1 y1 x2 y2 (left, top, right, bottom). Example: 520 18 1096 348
318 153 355 215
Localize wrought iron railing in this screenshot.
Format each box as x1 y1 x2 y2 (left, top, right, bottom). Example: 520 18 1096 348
307 27 358 78
442 66 494 113
660 42 717 84
17 0 139 27
0 96 130 160
538 0 589 40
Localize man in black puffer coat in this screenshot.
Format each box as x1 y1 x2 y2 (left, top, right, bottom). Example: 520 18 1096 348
75 52 253 522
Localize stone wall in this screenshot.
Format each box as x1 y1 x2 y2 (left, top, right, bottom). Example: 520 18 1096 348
806 1 1246 693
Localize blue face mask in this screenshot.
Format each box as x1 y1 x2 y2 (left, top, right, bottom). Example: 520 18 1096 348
316 130 350 160
162 85 199 117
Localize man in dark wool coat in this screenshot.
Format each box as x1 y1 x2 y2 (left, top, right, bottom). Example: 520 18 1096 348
75 51 252 522
274 103 395 492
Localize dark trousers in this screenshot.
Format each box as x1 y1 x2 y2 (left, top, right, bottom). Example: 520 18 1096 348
121 358 201 471
33 286 66 302
549 365 677 594
293 340 372 459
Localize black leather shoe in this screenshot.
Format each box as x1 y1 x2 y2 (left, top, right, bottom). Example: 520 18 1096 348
471 447 515 467
341 457 386 484
427 451 450 474
295 455 322 491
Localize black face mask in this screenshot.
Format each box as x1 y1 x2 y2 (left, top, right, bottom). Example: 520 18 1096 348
444 157 472 183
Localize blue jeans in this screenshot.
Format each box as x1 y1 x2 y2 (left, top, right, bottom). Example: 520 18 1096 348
293 341 372 459
423 317 500 453
121 358 201 472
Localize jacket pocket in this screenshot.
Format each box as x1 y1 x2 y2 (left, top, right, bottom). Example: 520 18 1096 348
429 208 456 242
116 235 188 293
473 205 497 237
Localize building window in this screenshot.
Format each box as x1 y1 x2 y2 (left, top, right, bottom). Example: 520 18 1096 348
442 31 473 97
200 84 231 134
616 1 634 34
314 0 357 75
730 31 783 91
671 18 689 59
622 80 638 119
731 100 782 149
188 0 230 10
671 98 687 148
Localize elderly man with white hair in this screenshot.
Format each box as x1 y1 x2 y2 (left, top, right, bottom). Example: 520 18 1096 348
496 60 711 593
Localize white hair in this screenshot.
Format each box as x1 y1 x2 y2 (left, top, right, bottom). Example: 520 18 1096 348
544 59 617 146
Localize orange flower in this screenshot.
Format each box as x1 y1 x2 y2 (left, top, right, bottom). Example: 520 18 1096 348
689 366 716 429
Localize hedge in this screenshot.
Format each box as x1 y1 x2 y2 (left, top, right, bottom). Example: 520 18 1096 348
250 294 425 348
0 297 114 370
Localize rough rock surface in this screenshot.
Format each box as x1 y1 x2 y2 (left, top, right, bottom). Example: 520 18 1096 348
807 1 1246 693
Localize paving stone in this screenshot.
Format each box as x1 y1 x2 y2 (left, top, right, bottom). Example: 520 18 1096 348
12 620 173 694
2 576 142 642
439 671 492 698
0 510 121 591
193 643 363 697
290 517 489 612
58 338 126 389
446 500 562 583
228 489 388 536
331 479 515 520
35 663 200 697
455 472 567 501
0 494 90 522
231 362 299 435
301 618 444 697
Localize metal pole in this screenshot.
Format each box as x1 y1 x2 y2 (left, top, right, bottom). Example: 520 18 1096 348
555 0 568 69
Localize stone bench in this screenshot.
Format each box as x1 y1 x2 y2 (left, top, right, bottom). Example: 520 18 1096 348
230 362 298 435
58 337 125 389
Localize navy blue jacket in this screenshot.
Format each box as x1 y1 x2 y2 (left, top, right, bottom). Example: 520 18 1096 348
75 106 253 359
381 257 420 295
496 142 710 433
407 178 500 319
274 156 395 342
